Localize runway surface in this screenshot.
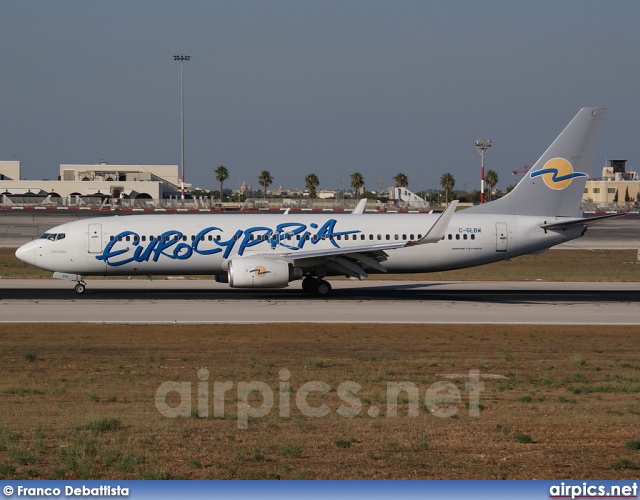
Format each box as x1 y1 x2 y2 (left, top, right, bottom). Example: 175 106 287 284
1 279 638 324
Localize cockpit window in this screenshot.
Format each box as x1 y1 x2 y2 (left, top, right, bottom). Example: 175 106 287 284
39 233 65 241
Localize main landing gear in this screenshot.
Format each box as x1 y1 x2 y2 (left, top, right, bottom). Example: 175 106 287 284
302 277 332 297
74 281 87 294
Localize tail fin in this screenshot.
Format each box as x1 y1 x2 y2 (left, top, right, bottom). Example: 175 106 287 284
467 107 605 217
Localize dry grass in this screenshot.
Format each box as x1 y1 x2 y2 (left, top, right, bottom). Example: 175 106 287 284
0 323 639 480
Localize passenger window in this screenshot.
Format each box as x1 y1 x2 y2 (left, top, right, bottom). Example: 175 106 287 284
250 235 255 241
183 235 187 241
471 234 475 240
455 234 460 240
110 236 115 242
234 235 239 241
118 236 122 242
216 235 221 242
394 235 399 240
321 235 326 240
377 235 381 240
402 234 406 240
126 236 131 242
337 235 341 240
208 235 213 241
142 236 146 242
369 235 374 240
200 235 205 241
306 235 310 241
175 235 180 241
410 234 414 240
296 235 301 241
463 234 468 240
417 234 422 239
448 234 452 240
386 235 390 240
361 235 365 240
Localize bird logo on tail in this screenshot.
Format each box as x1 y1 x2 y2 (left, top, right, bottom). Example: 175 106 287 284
530 158 587 190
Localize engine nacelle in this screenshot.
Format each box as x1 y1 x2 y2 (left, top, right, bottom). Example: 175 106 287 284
228 257 300 288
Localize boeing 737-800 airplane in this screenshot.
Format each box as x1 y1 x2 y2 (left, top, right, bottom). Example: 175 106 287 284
15 108 617 296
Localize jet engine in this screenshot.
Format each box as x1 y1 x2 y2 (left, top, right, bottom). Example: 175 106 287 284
228 257 301 288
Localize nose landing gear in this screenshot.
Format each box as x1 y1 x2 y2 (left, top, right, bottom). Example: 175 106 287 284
52 272 87 294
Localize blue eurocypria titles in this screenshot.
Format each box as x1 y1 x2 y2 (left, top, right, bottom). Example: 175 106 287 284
96 219 360 266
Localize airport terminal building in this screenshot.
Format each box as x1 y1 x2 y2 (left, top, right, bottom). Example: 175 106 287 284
583 160 640 209
0 161 184 206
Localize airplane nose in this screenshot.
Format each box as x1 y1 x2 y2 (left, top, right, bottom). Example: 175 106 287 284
15 241 37 266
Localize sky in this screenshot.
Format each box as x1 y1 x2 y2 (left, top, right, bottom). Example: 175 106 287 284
3 1 640 193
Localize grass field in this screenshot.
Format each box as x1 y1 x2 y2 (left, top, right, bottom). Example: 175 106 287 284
1 248 639 282
0 323 639 480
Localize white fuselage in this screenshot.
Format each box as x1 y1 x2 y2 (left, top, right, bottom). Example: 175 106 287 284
15 212 584 277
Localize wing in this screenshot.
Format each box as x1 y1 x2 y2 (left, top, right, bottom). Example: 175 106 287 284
255 201 458 279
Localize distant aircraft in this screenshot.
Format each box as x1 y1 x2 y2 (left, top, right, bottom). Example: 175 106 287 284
16 108 619 296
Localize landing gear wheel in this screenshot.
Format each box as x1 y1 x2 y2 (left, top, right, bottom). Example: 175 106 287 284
316 280 332 297
302 277 317 294
74 283 86 294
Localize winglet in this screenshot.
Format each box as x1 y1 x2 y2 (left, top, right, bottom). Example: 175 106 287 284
407 200 458 246
351 199 367 215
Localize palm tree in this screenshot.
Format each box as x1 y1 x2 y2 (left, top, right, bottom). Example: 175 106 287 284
350 172 365 199
393 172 408 188
305 173 320 199
215 165 229 200
484 169 498 202
440 173 455 204
258 170 273 199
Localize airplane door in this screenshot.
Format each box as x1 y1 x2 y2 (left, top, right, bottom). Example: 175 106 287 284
88 224 103 254
496 223 507 252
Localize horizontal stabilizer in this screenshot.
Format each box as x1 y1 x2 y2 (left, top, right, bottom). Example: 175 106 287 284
539 212 626 230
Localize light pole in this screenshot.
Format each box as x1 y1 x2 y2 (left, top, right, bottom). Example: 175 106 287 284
475 139 491 204
173 54 191 200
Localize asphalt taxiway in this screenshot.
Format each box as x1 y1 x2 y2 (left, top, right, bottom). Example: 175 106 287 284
1 279 638 324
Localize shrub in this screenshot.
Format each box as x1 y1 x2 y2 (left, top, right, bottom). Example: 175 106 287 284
279 442 301 458
514 433 532 444
610 459 638 470
77 418 122 434
625 440 640 451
